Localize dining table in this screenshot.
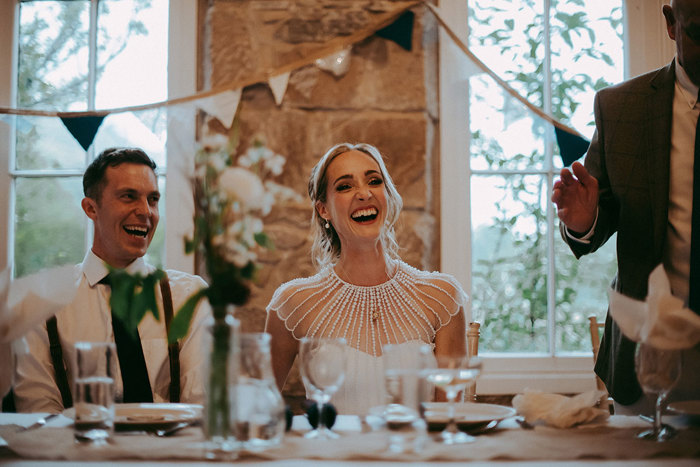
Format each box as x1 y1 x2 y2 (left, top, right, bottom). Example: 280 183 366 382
1 407 699 466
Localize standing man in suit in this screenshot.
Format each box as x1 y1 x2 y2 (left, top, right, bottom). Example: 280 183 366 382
13 147 211 412
552 0 700 414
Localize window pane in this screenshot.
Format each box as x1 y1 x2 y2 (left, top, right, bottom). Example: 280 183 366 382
15 116 86 170
550 0 623 140
471 174 549 352
469 74 547 171
555 234 617 352
95 0 168 109
18 1 90 111
93 110 167 169
14 177 86 278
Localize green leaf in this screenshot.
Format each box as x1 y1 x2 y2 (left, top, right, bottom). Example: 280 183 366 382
108 268 165 339
169 288 207 343
254 232 275 250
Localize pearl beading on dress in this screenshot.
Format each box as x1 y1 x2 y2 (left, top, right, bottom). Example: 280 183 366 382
268 261 468 357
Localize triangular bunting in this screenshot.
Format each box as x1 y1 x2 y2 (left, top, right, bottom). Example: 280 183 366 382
268 72 290 106
376 10 414 51
60 115 106 151
555 126 590 167
196 89 242 128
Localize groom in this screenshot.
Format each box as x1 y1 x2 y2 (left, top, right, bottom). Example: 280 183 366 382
13 147 211 412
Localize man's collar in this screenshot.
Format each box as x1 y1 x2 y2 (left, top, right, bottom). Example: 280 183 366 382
675 59 699 109
82 250 153 287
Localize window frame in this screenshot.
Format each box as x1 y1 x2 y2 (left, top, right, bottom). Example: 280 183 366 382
438 0 674 394
0 0 197 277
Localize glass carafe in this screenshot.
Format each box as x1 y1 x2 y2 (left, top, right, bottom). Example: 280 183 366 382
235 332 286 450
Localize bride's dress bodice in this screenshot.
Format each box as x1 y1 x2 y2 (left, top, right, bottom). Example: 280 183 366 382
267 261 468 415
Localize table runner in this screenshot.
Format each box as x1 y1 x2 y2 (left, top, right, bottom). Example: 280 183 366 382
1 416 698 462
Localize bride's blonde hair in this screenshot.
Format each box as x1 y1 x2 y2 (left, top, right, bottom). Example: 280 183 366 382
308 142 403 270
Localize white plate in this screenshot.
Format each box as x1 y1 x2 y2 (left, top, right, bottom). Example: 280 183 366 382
64 403 202 431
422 402 516 432
668 400 700 416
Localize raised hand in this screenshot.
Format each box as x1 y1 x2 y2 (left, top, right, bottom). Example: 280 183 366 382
551 162 599 234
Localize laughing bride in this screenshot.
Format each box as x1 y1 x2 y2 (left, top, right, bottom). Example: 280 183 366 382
265 142 468 416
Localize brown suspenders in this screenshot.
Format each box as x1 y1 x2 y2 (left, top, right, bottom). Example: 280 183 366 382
46 273 181 407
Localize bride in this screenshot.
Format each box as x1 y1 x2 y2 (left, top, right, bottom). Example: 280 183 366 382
265 142 468 416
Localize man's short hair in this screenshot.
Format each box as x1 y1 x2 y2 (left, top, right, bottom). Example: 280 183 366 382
83 147 157 200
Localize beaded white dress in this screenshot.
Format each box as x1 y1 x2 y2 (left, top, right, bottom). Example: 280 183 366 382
267 261 468 416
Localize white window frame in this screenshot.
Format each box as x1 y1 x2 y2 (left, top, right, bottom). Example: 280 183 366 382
438 0 674 394
0 0 196 276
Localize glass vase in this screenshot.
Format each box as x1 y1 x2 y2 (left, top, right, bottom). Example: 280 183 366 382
202 309 240 459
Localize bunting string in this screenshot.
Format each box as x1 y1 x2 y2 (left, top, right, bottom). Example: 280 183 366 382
0 0 588 158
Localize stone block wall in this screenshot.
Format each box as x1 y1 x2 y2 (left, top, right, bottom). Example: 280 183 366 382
198 0 440 403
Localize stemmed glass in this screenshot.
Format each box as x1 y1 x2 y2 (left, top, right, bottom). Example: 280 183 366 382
634 342 682 441
298 337 347 439
425 354 481 444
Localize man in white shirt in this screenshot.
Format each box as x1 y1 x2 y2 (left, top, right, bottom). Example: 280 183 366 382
552 0 700 414
13 147 211 412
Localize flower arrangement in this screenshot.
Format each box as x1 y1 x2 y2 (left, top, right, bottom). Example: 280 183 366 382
167 132 300 340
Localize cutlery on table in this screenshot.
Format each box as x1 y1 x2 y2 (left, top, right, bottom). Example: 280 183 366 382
23 413 59 431
153 422 192 437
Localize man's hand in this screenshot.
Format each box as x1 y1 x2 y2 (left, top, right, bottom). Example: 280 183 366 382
551 161 599 234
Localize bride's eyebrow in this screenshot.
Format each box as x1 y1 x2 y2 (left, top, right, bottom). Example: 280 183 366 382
333 174 353 185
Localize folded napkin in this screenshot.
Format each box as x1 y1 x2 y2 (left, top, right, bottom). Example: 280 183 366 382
0 265 79 398
512 390 609 428
609 264 700 349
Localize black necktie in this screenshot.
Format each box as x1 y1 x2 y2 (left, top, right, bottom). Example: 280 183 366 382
100 275 154 402
689 102 700 314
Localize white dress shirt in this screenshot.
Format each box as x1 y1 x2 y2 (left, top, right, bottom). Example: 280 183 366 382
13 250 212 413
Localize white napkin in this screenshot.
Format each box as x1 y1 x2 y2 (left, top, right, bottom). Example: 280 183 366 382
512 390 609 428
608 264 700 349
0 265 79 398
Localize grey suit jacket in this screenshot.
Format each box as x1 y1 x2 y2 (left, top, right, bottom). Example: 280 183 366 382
562 61 675 405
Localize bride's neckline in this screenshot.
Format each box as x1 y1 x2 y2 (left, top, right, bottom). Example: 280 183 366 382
330 260 403 289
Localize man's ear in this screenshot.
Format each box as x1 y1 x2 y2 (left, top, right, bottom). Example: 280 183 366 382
81 197 98 221
315 201 329 222
662 5 676 41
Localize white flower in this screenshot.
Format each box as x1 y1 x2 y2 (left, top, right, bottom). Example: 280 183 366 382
264 154 286 176
217 167 265 209
201 133 229 152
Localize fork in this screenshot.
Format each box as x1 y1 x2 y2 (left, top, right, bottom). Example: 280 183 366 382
23 413 59 431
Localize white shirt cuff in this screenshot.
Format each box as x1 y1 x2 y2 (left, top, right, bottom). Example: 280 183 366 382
564 208 598 244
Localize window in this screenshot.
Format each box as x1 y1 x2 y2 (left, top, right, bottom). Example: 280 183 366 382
0 0 196 278
438 0 673 392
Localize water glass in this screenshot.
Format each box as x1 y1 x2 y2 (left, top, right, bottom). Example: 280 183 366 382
381 343 434 453
235 332 286 450
72 342 117 444
298 337 346 439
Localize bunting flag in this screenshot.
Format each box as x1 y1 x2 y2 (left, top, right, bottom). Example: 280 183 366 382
268 72 290 106
376 10 415 51
197 89 242 129
555 126 591 167
59 115 106 151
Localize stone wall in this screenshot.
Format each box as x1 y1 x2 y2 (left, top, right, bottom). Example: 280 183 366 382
199 0 440 402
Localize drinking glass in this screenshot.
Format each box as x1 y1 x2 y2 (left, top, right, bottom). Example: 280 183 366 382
298 337 346 439
424 354 480 444
73 342 117 445
382 343 433 453
634 342 682 441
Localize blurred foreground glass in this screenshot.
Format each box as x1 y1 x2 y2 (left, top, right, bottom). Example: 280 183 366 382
236 332 285 450
634 343 682 441
72 342 117 445
381 343 434 453
425 354 481 445
298 337 346 440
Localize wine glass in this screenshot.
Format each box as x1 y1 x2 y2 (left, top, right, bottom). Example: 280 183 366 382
298 337 347 439
634 342 682 441
424 354 481 444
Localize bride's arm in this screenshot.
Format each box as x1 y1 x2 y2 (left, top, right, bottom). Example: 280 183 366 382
265 310 299 391
434 306 466 357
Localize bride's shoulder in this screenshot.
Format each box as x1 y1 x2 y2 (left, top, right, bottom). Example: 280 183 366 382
398 262 468 304
267 269 332 311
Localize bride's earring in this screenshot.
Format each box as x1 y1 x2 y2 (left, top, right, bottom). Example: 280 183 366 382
324 220 330 229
